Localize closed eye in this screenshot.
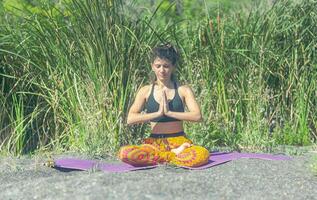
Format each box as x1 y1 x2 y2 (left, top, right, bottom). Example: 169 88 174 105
154 64 170 68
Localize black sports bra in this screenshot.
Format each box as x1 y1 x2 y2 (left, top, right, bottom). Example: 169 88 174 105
145 82 184 122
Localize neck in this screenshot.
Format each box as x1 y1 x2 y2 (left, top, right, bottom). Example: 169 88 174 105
155 79 174 89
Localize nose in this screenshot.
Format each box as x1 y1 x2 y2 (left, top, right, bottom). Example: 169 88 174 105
159 66 165 72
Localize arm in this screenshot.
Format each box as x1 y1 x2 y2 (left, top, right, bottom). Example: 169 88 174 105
127 86 163 125
164 85 203 122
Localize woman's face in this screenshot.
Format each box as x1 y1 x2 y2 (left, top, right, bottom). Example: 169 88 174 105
151 57 175 82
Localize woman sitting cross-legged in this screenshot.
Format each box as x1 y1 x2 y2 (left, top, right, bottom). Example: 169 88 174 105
118 43 210 167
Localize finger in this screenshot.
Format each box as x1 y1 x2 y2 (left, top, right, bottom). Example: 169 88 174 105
163 90 167 100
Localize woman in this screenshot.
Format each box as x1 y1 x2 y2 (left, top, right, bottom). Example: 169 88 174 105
118 44 210 167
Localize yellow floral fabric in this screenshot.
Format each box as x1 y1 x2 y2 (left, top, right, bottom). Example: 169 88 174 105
118 136 210 167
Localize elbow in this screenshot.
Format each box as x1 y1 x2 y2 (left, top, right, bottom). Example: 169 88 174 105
194 113 203 122
126 116 134 125
197 111 203 122
197 116 203 122
126 113 141 125
126 119 134 126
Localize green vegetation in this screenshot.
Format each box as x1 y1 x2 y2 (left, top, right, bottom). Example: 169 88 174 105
0 0 316 156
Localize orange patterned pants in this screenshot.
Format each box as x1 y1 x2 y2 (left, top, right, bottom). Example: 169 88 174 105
118 135 210 167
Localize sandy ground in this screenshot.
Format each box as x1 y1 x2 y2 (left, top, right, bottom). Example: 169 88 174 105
0 149 317 200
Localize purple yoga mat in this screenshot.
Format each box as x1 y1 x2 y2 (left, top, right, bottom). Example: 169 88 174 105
54 159 157 172
53 151 291 172
180 151 291 170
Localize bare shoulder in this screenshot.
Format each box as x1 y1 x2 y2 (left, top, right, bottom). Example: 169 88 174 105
177 83 194 96
136 84 152 100
138 84 151 94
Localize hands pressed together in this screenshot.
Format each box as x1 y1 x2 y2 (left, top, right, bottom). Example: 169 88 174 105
157 89 170 117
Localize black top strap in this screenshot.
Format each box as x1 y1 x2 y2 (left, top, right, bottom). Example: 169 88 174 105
174 82 179 95
150 83 155 96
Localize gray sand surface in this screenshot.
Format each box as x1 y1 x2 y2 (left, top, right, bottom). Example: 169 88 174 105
0 150 317 200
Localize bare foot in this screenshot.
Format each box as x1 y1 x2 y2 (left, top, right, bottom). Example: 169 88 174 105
171 143 192 155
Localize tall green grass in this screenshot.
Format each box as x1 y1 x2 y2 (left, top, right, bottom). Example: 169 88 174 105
0 0 154 155
181 0 317 151
0 0 316 155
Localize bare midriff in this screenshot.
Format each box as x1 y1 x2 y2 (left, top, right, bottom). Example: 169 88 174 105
150 121 184 134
